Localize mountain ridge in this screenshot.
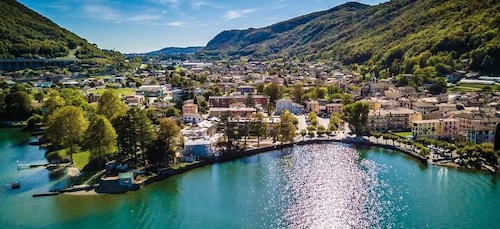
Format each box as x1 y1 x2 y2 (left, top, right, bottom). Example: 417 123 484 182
0 0 119 61
202 0 500 73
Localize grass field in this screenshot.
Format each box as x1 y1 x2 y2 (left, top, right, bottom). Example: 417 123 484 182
90 87 136 96
73 151 90 170
393 132 412 138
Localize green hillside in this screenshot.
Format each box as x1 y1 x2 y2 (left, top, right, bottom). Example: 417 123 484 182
203 0 500 73
0 0 119 60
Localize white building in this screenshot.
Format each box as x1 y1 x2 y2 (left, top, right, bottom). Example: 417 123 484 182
275 99 304 115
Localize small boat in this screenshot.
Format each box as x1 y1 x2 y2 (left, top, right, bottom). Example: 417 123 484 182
11 181 20 189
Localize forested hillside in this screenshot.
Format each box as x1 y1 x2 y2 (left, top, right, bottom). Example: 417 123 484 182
0 0 117 60
203 0 500 73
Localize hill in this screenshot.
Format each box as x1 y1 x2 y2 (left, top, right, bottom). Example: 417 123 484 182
202 0 500 73
146 46 204 56
0 0 119 60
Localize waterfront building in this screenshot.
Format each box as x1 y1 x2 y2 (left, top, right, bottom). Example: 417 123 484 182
411 118 459 140
466 125 496 144
365 108 423 133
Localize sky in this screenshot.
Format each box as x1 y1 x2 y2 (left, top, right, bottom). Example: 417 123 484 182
19 0 386 53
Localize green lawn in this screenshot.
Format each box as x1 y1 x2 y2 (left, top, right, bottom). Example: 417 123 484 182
49 148 90 170
393 132 413 138
73 151 91 170
91 88 136 96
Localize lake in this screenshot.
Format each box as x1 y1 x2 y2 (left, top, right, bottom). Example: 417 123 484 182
0 127 498 228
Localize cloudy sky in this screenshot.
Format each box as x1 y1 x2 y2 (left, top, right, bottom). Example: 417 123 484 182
19 0 385 53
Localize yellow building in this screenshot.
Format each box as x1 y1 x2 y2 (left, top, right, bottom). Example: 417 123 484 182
305 100 320 113
365 108 422 132
411 118 459 140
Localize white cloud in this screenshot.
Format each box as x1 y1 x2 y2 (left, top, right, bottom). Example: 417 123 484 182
167 21 184 26
128 14 161 22
192 1 208 9
84 4 121 21
223 8 255 20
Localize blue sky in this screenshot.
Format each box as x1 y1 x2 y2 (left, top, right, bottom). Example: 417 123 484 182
19 0 386 53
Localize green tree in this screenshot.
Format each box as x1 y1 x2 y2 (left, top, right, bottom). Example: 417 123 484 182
292 83 305 103
279 110 297 143
114 108 155 164
147 118 182 165
43 89 65 118
263 82 284 105
329 112 341 131
84 115 117 160
60 88 89 109
97 89 128 122
3 90 33 121
249 112 268 147
341 93 354 105
45 106 88 163
342 101 370 135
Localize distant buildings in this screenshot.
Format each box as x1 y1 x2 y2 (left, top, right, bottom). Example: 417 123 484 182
366 108 423 133
208 95 269 108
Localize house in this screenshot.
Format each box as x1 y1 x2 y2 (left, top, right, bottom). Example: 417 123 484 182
304 100 320 113
325 103 343 114
275 98 304 115
182 100 201 124
412 101 438 115
125 95 145 107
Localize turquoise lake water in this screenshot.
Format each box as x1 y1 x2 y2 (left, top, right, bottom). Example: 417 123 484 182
0 127 499 228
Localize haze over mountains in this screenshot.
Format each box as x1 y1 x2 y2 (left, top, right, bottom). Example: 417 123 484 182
202 0 500 72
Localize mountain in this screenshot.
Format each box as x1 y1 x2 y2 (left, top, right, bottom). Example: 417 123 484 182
0 0 118 60
146 46 204 56
202 0 500 72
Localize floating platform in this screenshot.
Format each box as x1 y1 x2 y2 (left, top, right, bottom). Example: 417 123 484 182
32 192 60 197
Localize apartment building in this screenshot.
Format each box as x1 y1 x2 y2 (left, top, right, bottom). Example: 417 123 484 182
411 118 460 140
365 108 423 133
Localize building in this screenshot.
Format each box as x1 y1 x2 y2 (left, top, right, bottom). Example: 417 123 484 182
411 118 459 140
136 85 166 97
236 85 256 94
125 95 145 107
209 95 269 108
466 126 496 144
305 100 320 113
182 100 201 124
275 98 304 115
365 108 423 133
325 103 343 114
412 101 438 115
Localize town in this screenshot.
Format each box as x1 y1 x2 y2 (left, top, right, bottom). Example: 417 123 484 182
1 56 499 193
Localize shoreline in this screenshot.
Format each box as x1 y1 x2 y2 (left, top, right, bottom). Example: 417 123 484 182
58 136 498 196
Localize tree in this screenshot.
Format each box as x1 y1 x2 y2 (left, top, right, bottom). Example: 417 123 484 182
60 88 89 109
43 89 65 118
371 132 382 144
3 90 33 121
292 83 305 103
165 107 181 117
97 89 128 122
147 118 182 165
342 101 370 135
84 115 117 160
263 82 284 105
279 110 297 143
45 106 88 163
329 112 341 131
245 93 255 107
114 108 155 164
249 112 268 147
33 91 44 103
